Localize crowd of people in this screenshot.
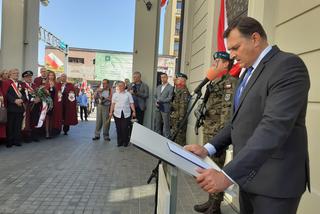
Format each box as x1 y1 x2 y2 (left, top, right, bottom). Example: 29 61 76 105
0 67 78 148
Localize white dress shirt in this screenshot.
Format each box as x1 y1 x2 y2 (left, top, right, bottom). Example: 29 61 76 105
112 91 134 118
161 83 168 93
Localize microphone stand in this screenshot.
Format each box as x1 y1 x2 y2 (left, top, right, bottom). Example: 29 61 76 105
147 88 203 214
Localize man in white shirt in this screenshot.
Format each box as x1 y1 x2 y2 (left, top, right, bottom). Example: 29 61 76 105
109 81 136 147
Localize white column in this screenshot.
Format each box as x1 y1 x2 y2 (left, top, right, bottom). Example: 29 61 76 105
0 0 25 71
23 0 40 73
132 0 161 129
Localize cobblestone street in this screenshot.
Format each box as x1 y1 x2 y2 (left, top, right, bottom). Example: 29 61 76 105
0 120 237 214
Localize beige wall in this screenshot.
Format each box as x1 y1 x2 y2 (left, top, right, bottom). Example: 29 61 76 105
132 0 161 129
181 0 220 146
0 0 25 72
0 0 39 74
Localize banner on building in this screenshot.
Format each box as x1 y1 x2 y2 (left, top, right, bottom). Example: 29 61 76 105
95 53 132 81
45 52 64 73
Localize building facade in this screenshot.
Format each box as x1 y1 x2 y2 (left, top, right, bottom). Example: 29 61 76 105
45 46 176 84
163 0 182 57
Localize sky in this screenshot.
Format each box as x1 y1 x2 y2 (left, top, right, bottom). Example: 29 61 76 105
39 0 165 65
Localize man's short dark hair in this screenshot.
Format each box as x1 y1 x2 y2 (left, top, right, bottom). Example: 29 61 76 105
133 71 141 76
224 17 267 40
160 72 167 76
102 79 109 83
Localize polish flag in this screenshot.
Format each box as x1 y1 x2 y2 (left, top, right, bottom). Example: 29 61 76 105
161 0 167 7
216 0 242 77
217 0 228 52
45 53 64 69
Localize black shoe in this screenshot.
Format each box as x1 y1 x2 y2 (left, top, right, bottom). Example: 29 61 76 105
92 137 100 141
6 144 12 148
104 137 111 141
117 144 123 147
204 205 221 214
64 132 68 136
85 119 88 121
194 197 214 213
45 136 52 139
32 138 40 142
15 143 22 147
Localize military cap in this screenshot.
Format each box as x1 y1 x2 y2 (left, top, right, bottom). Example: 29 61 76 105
213 51 230 60
22 70 33 77
176 73 188 80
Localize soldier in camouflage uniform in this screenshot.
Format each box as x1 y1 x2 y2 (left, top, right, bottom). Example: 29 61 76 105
170 73 190 146
194 52 238 214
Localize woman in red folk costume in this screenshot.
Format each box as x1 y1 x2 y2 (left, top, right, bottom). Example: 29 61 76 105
58 74 78 135
44 71 62 138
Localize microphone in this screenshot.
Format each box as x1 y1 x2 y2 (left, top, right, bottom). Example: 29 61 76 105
193 67 218 95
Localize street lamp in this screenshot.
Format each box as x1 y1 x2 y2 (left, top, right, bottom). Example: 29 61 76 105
143 0 152 11
40 0 49 6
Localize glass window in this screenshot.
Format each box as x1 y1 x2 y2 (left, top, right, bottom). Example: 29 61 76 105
176 1 182 9
68 57 85 64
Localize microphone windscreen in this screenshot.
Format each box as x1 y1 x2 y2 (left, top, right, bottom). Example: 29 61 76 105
206 67 217 81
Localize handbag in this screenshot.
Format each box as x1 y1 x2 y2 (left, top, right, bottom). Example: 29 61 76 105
0 106 7 124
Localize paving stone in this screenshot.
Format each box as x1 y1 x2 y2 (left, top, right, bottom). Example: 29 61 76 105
0 120 238 214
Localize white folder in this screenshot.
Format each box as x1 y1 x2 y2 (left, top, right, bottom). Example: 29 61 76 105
130 123 237 196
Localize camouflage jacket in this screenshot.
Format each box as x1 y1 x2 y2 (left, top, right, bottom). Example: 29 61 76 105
170 87 190 122
203 74 238 137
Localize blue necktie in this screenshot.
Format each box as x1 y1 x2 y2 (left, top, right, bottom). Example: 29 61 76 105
234 67 253 110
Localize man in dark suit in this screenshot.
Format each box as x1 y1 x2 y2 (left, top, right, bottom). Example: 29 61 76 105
6 69 26 147
154 73 174 138
186 17 310 214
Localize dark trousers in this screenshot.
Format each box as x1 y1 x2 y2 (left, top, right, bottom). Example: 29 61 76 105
114 112 131 146
80 106 88 120
239 190 301 214
7 112 24 146
136 107 144 125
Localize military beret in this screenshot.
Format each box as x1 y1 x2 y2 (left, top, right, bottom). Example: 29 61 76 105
176 73 188 80
22 70 33 77
213 51 230 60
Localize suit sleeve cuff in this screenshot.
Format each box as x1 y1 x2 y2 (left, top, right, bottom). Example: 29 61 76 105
204 143 216 156
221 170 237 185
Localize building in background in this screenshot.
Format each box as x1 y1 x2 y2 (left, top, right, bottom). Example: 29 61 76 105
45 46 176 84
163 0 182 57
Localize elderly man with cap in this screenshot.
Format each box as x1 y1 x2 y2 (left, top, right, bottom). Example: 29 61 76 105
21 70 41 142
170 73 190 145
193 51 239 214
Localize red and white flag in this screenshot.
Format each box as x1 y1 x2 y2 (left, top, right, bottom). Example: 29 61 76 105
217 0 228 52
216 0 242 77
161 0 167 7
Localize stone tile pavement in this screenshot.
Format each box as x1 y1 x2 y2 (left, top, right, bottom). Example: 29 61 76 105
0 120 238 214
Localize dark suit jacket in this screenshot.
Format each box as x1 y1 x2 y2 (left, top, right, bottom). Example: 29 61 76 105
6 81 26 113
209 46 310 198
128 82 149 111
